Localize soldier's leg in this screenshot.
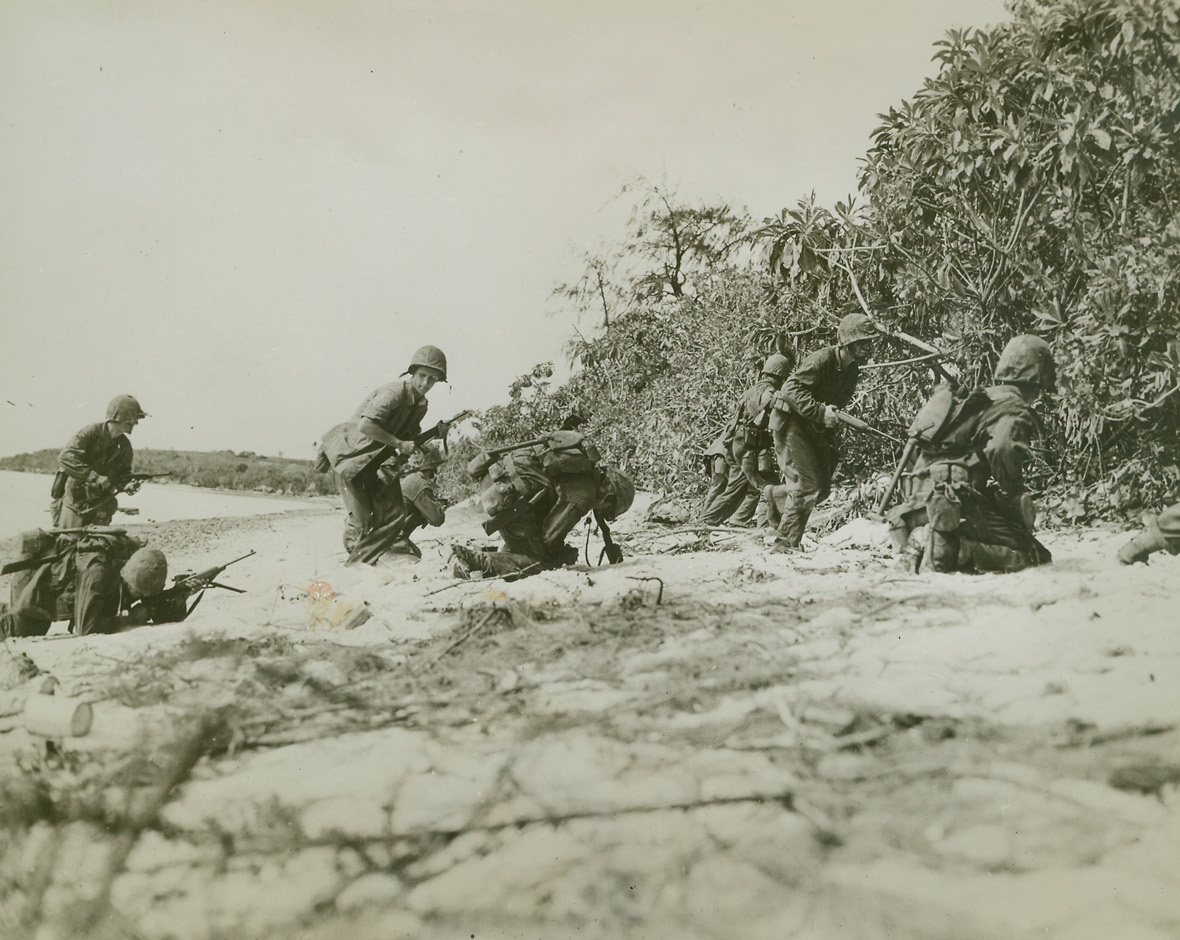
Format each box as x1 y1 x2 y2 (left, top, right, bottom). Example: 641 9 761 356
732 451 773 526
730 489 759 526
73 545 122 636
752 453 780 527
452 545 543 581
698 456 729 519
55 499 85 530
702 461 751 525
956 537 1044 573
924 485 962 572
772 427 823 549
1118 502 1180 564
337 472 379 553
0 602 51 639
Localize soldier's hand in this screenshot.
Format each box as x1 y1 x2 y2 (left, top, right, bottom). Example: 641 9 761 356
92 475 114 495
397 441 416 458
822 405 840 429
124 479 143 495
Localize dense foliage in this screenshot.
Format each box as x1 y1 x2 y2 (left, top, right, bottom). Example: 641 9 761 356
477 0 1180 521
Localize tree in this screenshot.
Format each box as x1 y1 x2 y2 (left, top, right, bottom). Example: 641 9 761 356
761 0 1180 512
553 179 753 331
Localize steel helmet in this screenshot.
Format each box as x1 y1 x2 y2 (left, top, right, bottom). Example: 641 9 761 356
121 547 168 597
761 353 793 380
407 345 448 382
106 395 148 422
837 313 878 346
597 468 635 521
995 335 1056 390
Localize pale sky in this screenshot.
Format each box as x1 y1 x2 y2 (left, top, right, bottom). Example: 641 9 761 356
0 0 1009 458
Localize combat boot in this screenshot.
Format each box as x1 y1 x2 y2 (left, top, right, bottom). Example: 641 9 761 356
451 544 492 579
1117 527 1167 565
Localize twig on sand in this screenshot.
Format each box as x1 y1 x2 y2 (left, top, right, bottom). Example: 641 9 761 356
862 594 926 619
423 607 505 667
423 563 542 596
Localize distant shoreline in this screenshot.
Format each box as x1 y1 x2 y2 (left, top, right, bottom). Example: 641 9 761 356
0 467 333 505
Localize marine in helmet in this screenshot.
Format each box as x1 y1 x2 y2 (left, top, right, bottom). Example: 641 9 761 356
349 443 451 564
1 529 183 638
452 429 635 582
318 346 449 553
767 313 877 551
700 353 793 527
52 394 149 529
885 334 1055 573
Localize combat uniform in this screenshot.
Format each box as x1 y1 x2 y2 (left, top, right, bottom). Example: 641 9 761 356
54 422 134 528
769 345 860 546
319 346 447 553
348 468 448 564
698 433 731 520
454 433 634 581
320 378 429 552
702 376 780 525
886 336 1057 574
1 531 176 638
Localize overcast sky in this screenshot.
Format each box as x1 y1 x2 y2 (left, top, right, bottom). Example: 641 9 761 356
0 0 1009 458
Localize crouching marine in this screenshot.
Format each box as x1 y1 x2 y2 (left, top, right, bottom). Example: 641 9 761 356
452 429 635 581
1 528 252 638
886 335 1055 573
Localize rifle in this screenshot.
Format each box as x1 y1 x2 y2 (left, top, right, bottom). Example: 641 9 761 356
412 410 474 454
155 550 256 618
1 527 130 576
126 471 172 484
466 437 547 479
833 410 904 445
870 436 919 519
593 510 623 566
1 550 67 576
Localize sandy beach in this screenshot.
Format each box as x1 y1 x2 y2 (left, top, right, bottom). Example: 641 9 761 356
2 497 1178 939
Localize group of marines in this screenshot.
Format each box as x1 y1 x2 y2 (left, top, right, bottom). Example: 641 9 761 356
2 325 1177 639
702 314 1178 572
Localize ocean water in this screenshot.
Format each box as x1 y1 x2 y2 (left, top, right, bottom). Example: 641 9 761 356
0 470 318 540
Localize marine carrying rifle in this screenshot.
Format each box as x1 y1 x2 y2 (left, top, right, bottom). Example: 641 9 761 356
154 549 256 618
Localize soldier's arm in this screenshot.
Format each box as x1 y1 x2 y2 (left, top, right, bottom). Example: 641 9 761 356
109 440 135 491
358 385 420 453
58 425 102 481
983 412 1036 496
777 352 829 424
410 487 446 528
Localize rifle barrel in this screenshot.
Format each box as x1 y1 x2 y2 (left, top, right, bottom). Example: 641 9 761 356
835 410 903 445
